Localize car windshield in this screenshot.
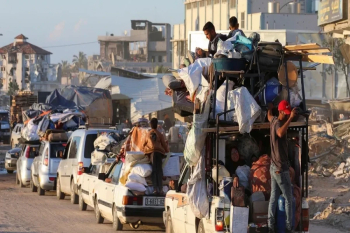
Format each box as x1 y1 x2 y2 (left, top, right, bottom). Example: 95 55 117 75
84 134 98 158
50 143 66 158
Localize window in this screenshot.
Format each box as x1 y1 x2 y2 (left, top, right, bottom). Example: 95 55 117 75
230 0 236 8
84 134 98 158
192 2 197 9
1 67 5 72
186 3 191 10
1 55 5 60
241 12 245 29
24 55 30 60
151 56 156 62
177 165 190 192
214 0 220 4
200 1 205 7
108 162 123 184
39 143 46 156
26 146 40 159
50 143 66 158
207 0 211 6
222 0 227 2
158 56 162 63
68 136 81 159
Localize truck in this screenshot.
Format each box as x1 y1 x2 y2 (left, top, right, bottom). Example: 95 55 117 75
0 109 11 144
164 42 335 232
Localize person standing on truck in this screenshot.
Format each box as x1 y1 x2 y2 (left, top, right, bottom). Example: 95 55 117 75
267 100 297 233
203 21 228 57
143 118 169 195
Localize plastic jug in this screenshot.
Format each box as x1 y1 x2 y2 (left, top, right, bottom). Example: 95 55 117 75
276 194 296 233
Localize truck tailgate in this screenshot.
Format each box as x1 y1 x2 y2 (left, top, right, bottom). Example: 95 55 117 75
49 158 61 174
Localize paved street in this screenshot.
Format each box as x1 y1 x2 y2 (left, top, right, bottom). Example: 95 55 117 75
0 145 164 233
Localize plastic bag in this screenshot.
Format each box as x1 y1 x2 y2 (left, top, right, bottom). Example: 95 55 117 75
94 133 118 151
235 165 251 191
125 181 146 192
130 163 152 177
21 119 39 141
127 173 147 186
212 165 230 183
186 151 209 219
215 80 235 120
184 98 210 166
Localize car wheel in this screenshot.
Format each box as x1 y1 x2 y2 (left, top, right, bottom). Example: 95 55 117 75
79 190 87 211
70 181 79 204
30 178 37 192
7 170 13 174
37 180 45 196
197 219 205 233
15 172 19 185
166 210 174 233
113 206 123 231
56 176 65 200
94 198 104 224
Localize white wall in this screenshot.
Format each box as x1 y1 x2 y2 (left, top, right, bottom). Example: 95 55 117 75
221 0 229 30
260 13 318 31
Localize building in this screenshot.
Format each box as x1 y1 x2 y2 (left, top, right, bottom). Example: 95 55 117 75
96 20 172 73
0 34 62 95
173 0 320 68
319 0 349 37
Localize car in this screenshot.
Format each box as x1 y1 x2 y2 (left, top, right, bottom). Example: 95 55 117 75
0 120 11 144
16 143 40 187
11 124 23 148
91 160 166 231
56 129 116 204
4 147 21 173
31 138 67 195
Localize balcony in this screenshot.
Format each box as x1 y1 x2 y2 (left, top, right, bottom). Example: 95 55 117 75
8 55 17 64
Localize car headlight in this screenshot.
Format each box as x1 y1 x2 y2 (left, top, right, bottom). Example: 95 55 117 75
5 153 11 159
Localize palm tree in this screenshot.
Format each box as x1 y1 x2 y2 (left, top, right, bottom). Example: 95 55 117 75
72 52 87 71
60 60 71 77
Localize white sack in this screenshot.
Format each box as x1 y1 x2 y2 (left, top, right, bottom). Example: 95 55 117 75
184 96 210 166
131 163 152 178
94 133 117 151
228 87 261 133
125 181 146 192
178 58 212 100
186 151 209 219
215 80 235 120
91 150 107 165
212 165 230 183
21 119 39 141
127 173 147 186
235 165 251 191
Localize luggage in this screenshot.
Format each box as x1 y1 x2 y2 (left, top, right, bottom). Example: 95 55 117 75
231 186 246 207
48 132 68 142
257 41 283 72
250 154 272 199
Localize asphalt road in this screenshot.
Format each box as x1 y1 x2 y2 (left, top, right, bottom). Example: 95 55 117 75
0 145 164 233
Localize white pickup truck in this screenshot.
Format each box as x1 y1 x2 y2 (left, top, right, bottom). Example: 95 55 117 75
78 158 166 231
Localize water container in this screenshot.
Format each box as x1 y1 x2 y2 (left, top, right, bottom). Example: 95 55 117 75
264 78 282 105
219 177 233 202
276 194 296 233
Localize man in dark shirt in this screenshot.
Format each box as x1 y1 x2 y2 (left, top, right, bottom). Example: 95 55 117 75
203 22 228 57
267 100 297 233
228 16 246 38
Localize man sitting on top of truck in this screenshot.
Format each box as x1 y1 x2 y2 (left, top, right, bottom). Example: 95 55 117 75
267 100 297 233
203 21 228 57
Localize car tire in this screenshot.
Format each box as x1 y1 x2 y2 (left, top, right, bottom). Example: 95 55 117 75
166 210 174 233
56 176 65 200
7 170 13 174
94 198 104 224
70 181 79 204
15 172 19 185
18 173 24 188
37 182 45 196
79 190 87 211
30 179 37 192
197 219 205 233
113 206 123 231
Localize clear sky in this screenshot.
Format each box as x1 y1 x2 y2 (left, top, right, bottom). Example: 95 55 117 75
0 0 184 64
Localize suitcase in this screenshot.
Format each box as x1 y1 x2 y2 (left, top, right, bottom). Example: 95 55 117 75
231 186 246 207
257 41 283 72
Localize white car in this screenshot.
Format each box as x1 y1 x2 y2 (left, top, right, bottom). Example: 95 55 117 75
11 124 23 148
87 161 166 230
56 129 115 204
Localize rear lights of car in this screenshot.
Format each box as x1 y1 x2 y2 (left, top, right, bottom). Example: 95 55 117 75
215 208 224 231
302 198 309 232
49 177 55 181
122 196 143 206
77 162 84 175
25 147 30 158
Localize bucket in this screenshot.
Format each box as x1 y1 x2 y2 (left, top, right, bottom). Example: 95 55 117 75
219 177 233 201
212 58 247 72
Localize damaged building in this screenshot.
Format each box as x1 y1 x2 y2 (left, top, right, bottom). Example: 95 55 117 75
0 34 62 96
95 20 172 73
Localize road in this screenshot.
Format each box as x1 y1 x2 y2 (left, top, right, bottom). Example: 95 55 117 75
0 145 164 233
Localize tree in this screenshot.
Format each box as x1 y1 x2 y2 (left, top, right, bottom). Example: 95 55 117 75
72 52 87 71
60 60 71 77
322 35 350 97
7 79 19 96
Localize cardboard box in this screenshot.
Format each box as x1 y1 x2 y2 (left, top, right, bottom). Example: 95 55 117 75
251 201 269 224
230 206 249 233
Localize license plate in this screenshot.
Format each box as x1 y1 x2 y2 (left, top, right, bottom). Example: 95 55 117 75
144 197 164 206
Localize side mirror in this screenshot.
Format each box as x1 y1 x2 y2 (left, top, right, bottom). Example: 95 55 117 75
98 173 106 181
56 151 63 158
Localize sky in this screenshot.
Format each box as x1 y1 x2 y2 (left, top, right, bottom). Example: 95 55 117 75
0 0 184 64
